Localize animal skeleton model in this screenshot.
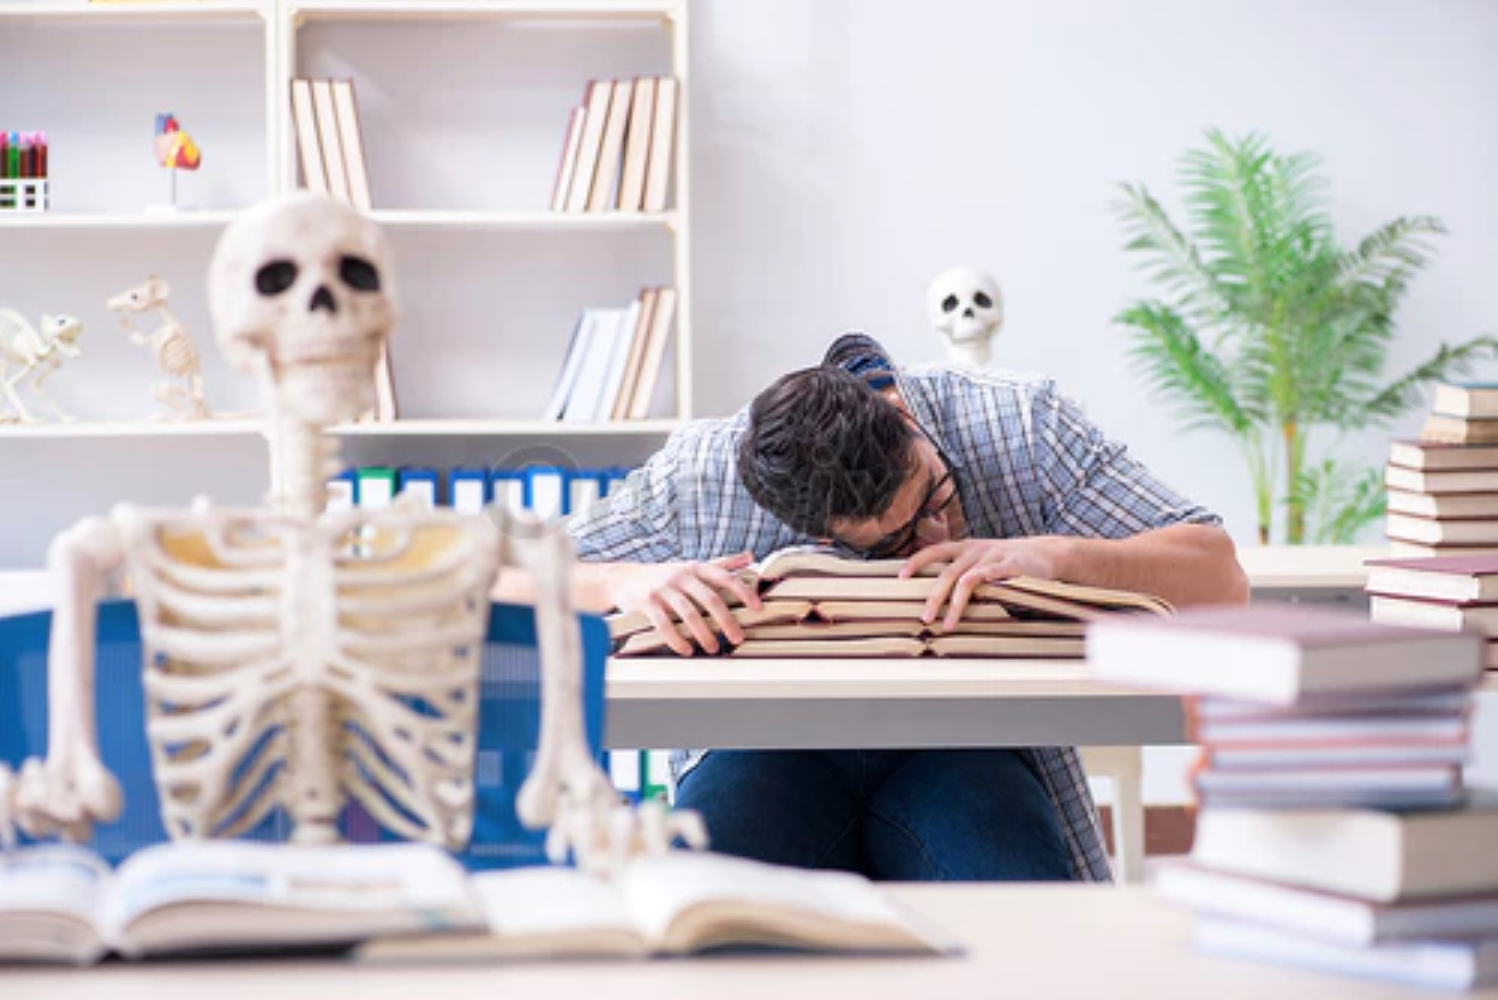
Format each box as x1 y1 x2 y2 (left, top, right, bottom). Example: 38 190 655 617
926 265 1004 367
2 192 705 874
0 310 84 424
107 276 211 420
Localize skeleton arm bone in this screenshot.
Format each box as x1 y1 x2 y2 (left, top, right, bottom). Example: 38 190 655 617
13 517 127 841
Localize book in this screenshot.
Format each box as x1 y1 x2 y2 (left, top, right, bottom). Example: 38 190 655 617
1086 603 1483 705
1365 554 1498 603
355 850 956 962
642 75 678 213
726 633 1086 659
549 105 587 212
1192 763 1464 809
1388 439 1498 471
1386 488 1498 519
610 288 657 420
1200 741 1467 770
587 78 633 211
1190 793 1498 902
616 76 656 211
1432 382 1498 419
309 79 352 204
290 78 330 194
1386 463 1498 495
329 79 372 210
1369 594 1498 633
564 80 614 213
1387 512 1498 546
542 312 597 421
1422 412 1498 446
1190 712 1469 747
0 841 479 966
562 308 626 423
1157 860 1498 946
1193 914 1498 991
1190 688 1471 721
626 285 677 419
1389 539 1498 559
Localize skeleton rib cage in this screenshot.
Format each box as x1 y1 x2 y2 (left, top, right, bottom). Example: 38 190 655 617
118 503 499 848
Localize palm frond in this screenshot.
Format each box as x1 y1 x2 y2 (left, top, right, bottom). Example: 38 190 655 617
1113 300 1256 435
1361 337 1498 423
1292 459 1387 545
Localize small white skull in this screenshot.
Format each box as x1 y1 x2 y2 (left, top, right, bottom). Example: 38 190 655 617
208 192 396 427
926 265 1003 366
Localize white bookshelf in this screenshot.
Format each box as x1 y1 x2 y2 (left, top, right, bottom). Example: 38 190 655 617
0 418 682 440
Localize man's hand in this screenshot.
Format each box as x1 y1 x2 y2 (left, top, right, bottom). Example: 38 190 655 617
901 537 1074 631
606 552 763 656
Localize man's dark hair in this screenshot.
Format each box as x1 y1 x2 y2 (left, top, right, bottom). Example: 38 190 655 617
738 364 916 536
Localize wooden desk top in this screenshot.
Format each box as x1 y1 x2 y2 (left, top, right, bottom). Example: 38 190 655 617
1 885 1480 999
1236 544 1386 590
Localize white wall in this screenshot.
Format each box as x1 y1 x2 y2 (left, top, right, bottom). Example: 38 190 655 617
4 0 1497 801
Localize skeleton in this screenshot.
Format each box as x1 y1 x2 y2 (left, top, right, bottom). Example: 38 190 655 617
3 191 705 874
926 265 1004 367
0 310 84 424
107 276 210 420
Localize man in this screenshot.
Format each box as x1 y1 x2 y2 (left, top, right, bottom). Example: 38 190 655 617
567 334 1248 882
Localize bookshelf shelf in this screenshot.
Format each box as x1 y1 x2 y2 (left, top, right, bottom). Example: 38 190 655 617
288 1 674 24
371 210 678 233
0 2 269 23
0 418 682 440
0 212 240 231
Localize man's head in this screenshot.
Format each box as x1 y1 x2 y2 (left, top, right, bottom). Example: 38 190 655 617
737 363 959 557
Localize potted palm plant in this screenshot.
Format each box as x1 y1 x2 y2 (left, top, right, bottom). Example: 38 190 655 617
1114 129 1497 545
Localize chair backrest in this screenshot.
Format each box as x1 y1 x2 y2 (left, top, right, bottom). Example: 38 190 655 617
0 600 609 871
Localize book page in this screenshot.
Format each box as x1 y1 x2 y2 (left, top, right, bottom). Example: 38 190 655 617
615 851 941 954
0 844 111 964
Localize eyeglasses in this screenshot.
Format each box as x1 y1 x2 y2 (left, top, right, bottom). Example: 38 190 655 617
839 425 959 560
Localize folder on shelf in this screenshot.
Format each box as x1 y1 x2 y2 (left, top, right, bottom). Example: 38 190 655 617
550 105 587 213
449 467 491 515
290 79 330 195
491 469 526 517
396 467 439 508
356 466 399 510
309 79 353 205
564 80 615 214
616 77 656 212
567 470 606 518
587 78 633 212
562 308 626 424
627 286 677 420
522 466 568 521
543 311 598 422
325 468 358 514
642 76 678 213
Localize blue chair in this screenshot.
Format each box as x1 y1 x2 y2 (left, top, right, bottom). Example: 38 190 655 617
0 600 610 871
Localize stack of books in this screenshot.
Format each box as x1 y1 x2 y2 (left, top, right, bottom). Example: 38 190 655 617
551 76 679 214
1089 603 1495 991
543 287 677 423
1366 555 1498 673
610 546 1173 658
1387 383 1498 558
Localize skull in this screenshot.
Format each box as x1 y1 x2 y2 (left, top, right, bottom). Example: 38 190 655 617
926 265 1003 366
208 192 396 427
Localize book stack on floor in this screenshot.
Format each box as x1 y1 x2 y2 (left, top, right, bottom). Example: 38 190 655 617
1090 603 1496 991
610 546 1173 658
1367 554 1498 673
1386 383 1498 558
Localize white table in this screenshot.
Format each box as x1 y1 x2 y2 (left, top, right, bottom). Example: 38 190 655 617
1 885 1482 999
1237 543 1385 604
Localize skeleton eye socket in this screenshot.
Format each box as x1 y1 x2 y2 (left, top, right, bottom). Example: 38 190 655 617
340 255 381 292
256 260 299 296
974 291 993 309
941 294 960 314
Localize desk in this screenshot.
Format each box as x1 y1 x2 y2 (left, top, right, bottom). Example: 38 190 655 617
1238 544 1385 604
604 658 1185 749
2 885 1483 999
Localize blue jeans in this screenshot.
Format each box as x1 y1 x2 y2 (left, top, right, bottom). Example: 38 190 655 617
673 749 1075 882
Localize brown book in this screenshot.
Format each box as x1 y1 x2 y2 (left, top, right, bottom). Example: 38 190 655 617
611 599 813 643
1389 439 1498 471
610 289 657 421
1432 383 1498 419
1389 539 1498 559
1387 489 1498 520
616 77 656 211
1369 594 1498 634
726 634 1084 659
329 80 372 210
812 600 1015 624
1366 554 1498 604
587 78 634 212
564 81 615 213
1387 512 1498 546
1421 413 1498 446
290 79 330 194
1090 602 1483 704
642 76 678 213
625 286 677 420
550 105 587 212
1387 464 1498 495
310 79 352 204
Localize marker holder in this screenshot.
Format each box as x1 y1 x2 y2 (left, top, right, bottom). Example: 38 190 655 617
0 178 49 212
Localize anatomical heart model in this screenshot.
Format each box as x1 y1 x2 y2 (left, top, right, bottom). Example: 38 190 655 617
153 112 202 212
0 192 704 874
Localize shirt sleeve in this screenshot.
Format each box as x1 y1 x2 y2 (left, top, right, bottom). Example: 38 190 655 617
1026 382 1221 538
565 437 684 564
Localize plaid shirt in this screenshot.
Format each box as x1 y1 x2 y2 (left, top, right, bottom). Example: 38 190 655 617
568 366 1221 882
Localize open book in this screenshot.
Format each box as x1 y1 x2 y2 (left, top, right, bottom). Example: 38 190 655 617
357 850 957 962
0 840 480 965
609 545 1170 656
